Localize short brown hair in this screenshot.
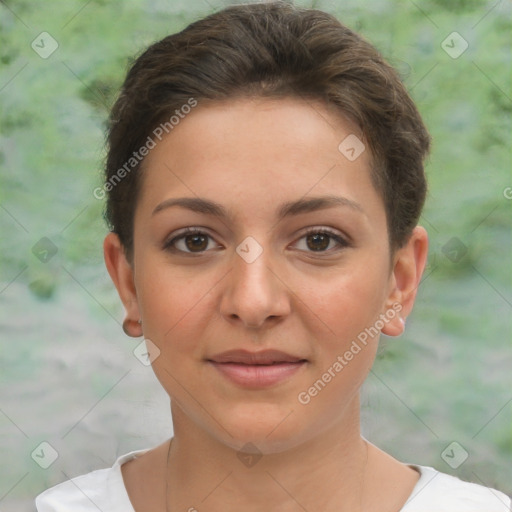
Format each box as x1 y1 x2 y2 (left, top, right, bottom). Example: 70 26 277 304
104 1 430 256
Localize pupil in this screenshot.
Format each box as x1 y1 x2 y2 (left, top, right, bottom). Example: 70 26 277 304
307 233 329 251
186 235 207 251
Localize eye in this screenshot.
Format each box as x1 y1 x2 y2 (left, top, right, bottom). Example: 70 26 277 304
293 227 349 253
163 227 220 254
163 226 349 255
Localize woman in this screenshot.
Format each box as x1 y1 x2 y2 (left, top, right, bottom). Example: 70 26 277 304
35 2 511 510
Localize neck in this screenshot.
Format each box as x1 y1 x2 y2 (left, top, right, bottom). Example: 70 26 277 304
166 397 369 512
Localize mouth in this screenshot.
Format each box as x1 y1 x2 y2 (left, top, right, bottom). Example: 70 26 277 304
207 349 308 388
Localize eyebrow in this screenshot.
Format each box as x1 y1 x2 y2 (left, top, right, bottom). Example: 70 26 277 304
152 195 365 220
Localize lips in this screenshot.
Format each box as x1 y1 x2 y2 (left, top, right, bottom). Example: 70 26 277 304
207 349 308 388
209 349 307 365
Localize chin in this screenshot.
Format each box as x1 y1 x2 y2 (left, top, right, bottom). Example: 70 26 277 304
209 402 310 454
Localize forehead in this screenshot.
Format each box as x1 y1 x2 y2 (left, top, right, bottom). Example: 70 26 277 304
136 97 385 225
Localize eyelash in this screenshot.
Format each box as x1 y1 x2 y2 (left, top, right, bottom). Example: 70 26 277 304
163 226 350 255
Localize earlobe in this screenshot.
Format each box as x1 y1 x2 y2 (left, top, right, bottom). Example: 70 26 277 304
381 226 429 337
382 311 406 337
104 232 143 337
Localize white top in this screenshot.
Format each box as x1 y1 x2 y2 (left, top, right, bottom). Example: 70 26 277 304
35 448 511 512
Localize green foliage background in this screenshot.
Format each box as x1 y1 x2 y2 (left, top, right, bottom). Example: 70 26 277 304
0 0 511 508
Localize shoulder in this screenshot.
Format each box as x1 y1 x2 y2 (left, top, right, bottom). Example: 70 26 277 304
34 449 148 512
35 467 112 512
401 464 511 512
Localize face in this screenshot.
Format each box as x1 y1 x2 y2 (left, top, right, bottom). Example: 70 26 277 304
105 97 426 454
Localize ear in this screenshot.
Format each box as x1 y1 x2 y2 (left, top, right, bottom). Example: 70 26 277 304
381 226 429 337
104 232 142 337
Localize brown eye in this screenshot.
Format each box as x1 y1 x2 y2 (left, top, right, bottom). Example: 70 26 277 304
183 233 209 252
306 232 331 251
163 228 219 254
294 228 348 253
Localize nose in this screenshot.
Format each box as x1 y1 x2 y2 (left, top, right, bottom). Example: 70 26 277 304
218 241 291 330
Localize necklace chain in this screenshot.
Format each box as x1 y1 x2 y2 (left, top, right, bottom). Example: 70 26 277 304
165 438 173 512
360 439 369 512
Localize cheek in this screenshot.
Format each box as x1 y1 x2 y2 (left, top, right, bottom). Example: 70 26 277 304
294 274 384 422
303 263 389 349
138 264 216 406
135 257 217 355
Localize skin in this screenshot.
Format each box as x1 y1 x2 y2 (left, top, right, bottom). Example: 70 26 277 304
104 97 429 512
